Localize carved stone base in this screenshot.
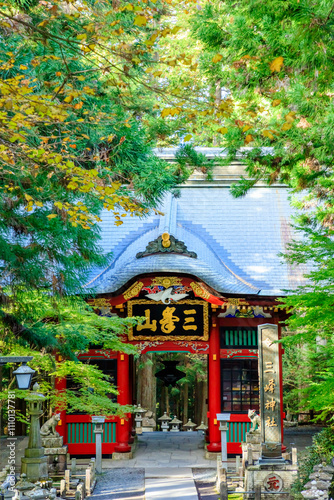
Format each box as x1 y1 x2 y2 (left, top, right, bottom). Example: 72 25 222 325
21 455 48 483
244 462 298 500
44 446 68 474
246 432 261 445
41 436 63 448
41 435 67 473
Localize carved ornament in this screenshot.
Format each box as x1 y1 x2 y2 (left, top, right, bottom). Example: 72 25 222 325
123 281 144 301
136 234 197 259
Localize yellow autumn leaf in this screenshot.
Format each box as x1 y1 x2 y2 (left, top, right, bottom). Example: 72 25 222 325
281 122 292 131
245 134 254 144
54 201 63 209
285 112 296 123
270 56 284 73
242 125 252 132
217 127 228 134
184 134 192 142
272 99 281 107
262 130 274 140
212 54 223 63
161 109 170 118
76 34 87 41
24 194 33 201
47 214 57 219
172 26 182 34
19 65 28 70
35 201 43 207
134 15 147 27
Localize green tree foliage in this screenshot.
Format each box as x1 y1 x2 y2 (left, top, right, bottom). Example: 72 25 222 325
291 427 334 496
188 0 334 420
0 293 138 419
0 0 195 424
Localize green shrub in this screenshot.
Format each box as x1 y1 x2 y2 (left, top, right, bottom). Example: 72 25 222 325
291 427 334 498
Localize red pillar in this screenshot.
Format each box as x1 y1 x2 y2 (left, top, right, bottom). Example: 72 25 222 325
115 352 131 453
55 370 67 443
207 315 221 452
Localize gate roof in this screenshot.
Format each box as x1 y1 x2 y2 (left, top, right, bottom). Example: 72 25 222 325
85 149 306 296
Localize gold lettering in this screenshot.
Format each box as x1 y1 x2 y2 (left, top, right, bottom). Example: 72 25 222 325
183 309 197 331
137 309 157 332
264 361 275 373
264 379 276 393
265 417 277 427
159 307 179 334
265 398 276 411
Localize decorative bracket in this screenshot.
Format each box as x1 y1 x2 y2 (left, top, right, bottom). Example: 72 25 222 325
136 233 197 259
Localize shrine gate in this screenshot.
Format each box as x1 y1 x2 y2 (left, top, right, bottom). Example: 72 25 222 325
56 148 301 456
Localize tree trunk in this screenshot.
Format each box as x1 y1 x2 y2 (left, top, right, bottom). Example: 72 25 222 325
183 382 189 424
166 387 170 415
136 353 156 414
195 379 208 425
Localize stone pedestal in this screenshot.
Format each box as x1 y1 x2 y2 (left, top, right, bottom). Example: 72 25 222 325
243 432 262 465
244 461 298 500
41 436 68 474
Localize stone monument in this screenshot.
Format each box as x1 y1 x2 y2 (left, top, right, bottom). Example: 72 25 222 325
142 410 156 432
40 413 67 474
243 324 299 499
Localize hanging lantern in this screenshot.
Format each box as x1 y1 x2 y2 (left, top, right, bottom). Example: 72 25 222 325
13 363 35 390
155 361 186 387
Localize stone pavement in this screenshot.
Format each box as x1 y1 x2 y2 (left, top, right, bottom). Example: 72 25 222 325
91 432 218 500
90 426 324 500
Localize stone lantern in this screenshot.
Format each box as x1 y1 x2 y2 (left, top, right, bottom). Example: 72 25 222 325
21 383 48 483
91 416 105 474
196 421 208 435
134 405 147 435
158 412 171 432
183 419 197 432
169 416 182 432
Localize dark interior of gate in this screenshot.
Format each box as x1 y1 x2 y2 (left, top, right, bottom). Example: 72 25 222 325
55 155 294 457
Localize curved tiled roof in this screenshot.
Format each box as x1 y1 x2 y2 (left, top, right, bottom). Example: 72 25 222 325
85 150 306 296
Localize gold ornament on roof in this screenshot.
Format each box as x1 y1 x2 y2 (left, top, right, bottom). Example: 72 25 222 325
161 232 171 248
151 277 183 287
190 282 211 300
123 281 144 300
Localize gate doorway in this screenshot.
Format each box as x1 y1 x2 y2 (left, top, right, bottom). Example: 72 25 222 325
135 352 208 430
